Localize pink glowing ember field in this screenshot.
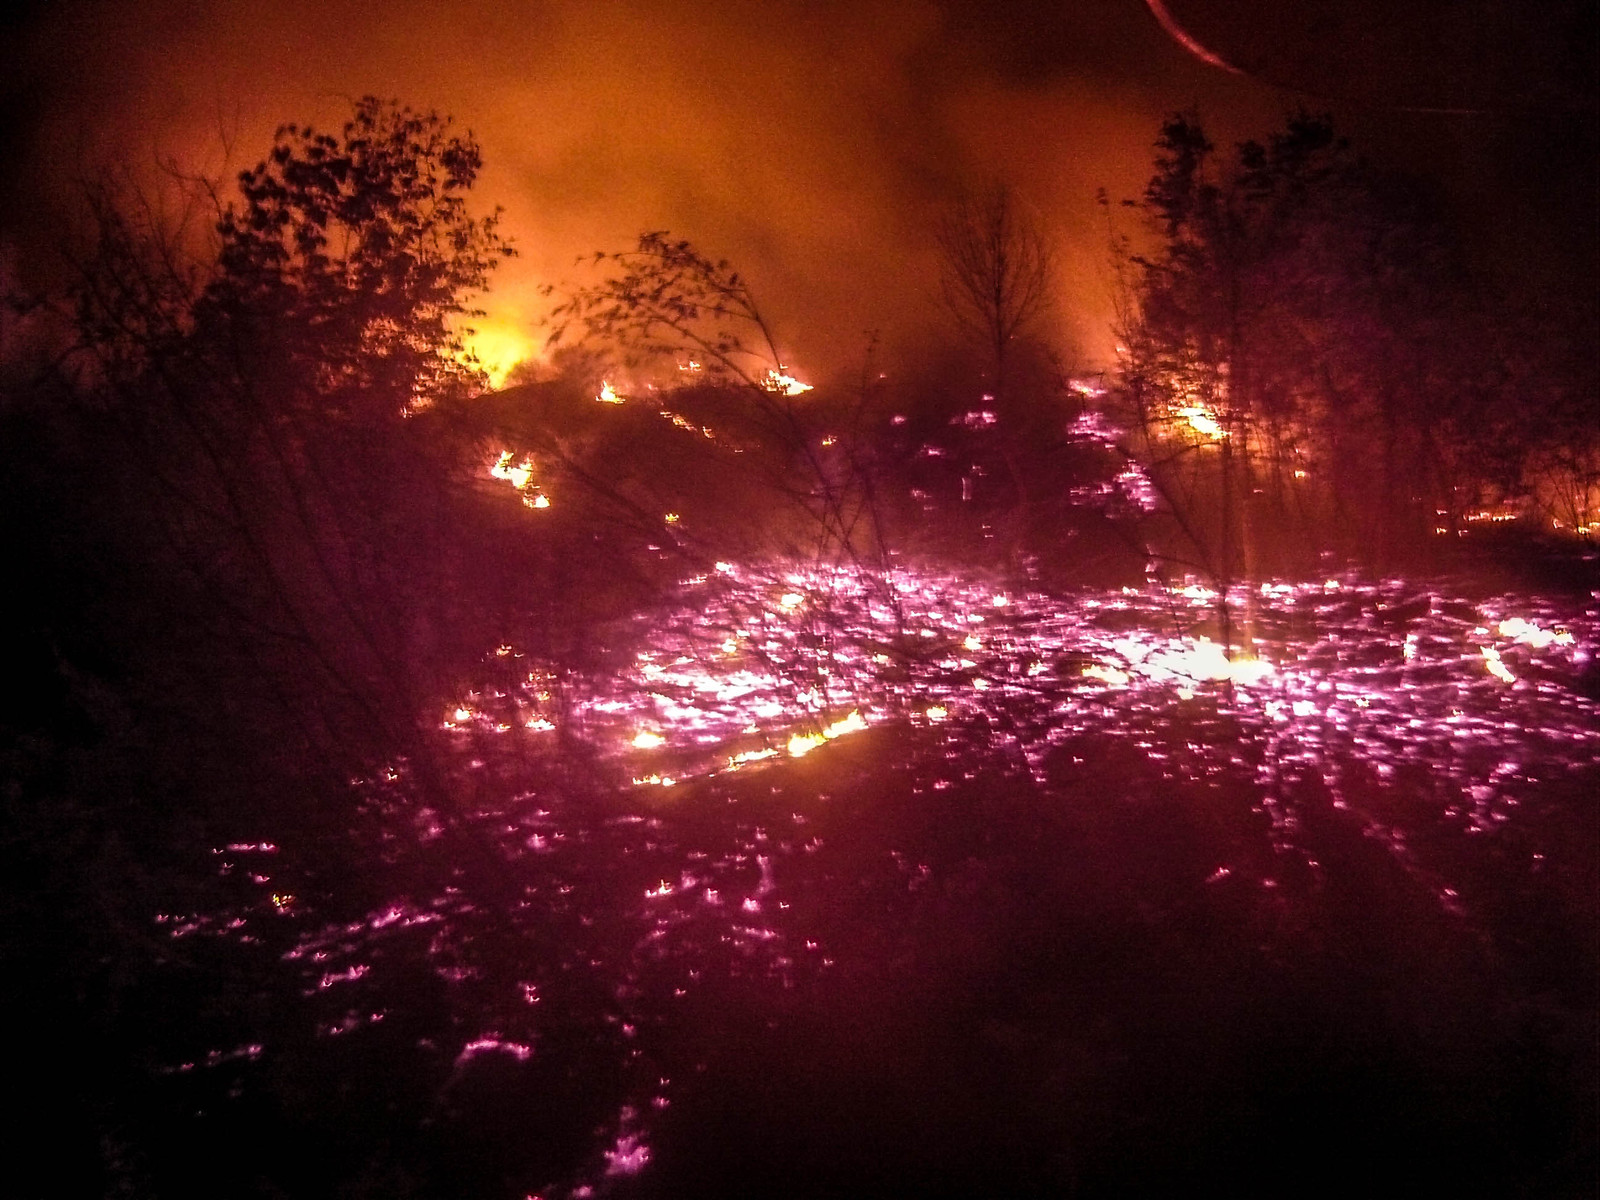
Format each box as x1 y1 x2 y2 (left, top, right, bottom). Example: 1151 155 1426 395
171 564 1597 1196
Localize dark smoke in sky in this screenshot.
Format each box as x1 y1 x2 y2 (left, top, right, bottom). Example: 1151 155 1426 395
2 0 1593 382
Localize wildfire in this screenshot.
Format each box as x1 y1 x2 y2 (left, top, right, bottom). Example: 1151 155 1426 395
1498 617 1573 649
787 709 867 758
490 450 533 490
1108 637 1274 689
458 320 533 389
762 369 814 396
1177 405 1226 441
1481 646 1516 684
488 451 551 508
597 381 625 404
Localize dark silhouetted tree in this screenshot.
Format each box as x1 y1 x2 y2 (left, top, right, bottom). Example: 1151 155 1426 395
935 185 1055 405
58 97 520 808
1110 111 1496 608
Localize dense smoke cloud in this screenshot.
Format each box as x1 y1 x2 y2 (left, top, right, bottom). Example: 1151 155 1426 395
2 0 1590 380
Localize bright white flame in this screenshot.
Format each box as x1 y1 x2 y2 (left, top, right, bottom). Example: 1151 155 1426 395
1132 638 1274 687
1498 617 1572 649
1482 646 1516 683
489 451 533 490
763 369 814 396
1177 405 1226 440
597 381 625 404
632 730 666 749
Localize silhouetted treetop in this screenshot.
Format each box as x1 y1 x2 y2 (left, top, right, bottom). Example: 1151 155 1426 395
201 96 515 417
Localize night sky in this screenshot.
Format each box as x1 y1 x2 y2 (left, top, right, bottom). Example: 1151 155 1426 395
2 0 1594 382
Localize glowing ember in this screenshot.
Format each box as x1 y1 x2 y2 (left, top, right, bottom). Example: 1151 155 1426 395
182 559 1598 1197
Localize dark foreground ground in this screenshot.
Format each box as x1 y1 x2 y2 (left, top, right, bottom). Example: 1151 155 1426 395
6 552 1597 1199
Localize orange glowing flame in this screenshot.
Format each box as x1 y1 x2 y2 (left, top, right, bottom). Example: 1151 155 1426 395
597 381 625 404
460 321 534 389
787 709 867 758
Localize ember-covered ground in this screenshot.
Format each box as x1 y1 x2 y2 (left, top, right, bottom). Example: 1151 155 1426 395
137 566 1596 1197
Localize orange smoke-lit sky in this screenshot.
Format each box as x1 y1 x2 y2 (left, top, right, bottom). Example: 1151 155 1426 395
2 0 1593 383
